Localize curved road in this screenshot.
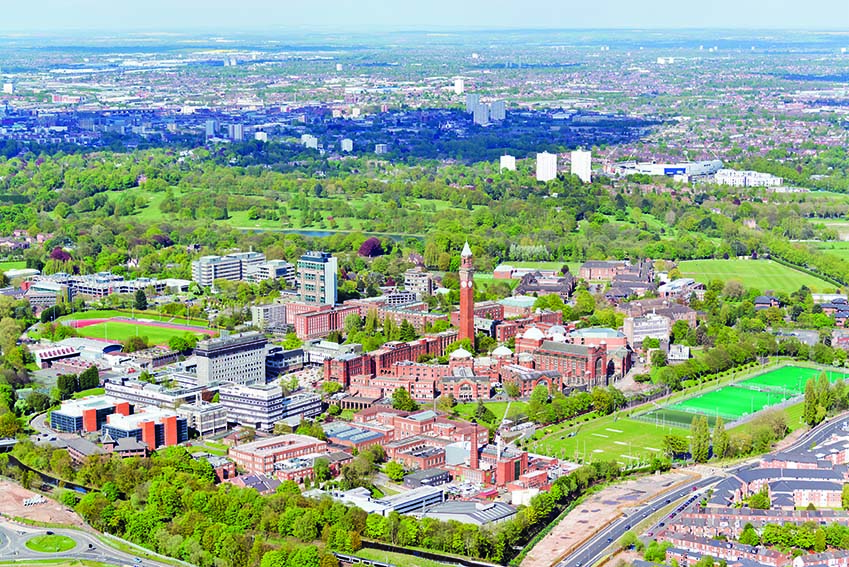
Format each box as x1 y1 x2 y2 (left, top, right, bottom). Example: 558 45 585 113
0 518 179 567
555 413 849 567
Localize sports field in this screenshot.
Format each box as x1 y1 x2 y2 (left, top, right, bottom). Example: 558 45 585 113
68 316 214 345
678 259 834 293
531 413 687 464
638 365 849 429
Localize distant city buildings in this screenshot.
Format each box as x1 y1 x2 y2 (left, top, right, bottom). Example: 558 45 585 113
453 78 464 95
499 155 516 172
190 252 287 287
606 160 723 177
251 303 288 329
490 100 506 121
536 151 558 182
297 251 337 306
374 143 389 154
570 149 592 183
714 169 783 187
341 138 353 152
228 123 244 142
301 134 318 149
254 131 268 142
465 93 480 113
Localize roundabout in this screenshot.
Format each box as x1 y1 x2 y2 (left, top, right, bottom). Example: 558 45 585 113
25 533 77 553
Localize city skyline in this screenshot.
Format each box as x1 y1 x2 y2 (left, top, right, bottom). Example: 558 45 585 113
1 0 847 32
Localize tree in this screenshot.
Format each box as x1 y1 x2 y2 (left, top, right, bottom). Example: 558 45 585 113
399 319 417 341
0 412 20 437
322 381 343 395
282 333 302 350
748 486 770 509
383 461 406 482
842 483 849 509
168 335 190 353
78 365 100 391
651 350 668 368
663 434 689 458
712 416 729 460
690 415 711 463
474 399 496 423
739 523 760 546
436 394 457 413
804 378 818 426
391 388 419 411
123 335 149 353
314 458 331 482
358 237 384 257
504 381 520 399
134 289 148 311
573 290 596 316
56 373 78 399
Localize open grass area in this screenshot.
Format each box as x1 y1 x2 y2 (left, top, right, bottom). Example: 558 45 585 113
530 412 688 464
639 365 849 429
74 321 213 345
678 258 834 293
353 547 460 567
0 562 117 567
58 309 206 325
0 260 26 272
454 401 528 424
25 534 76 553
72 387 105 399
816 241 849 262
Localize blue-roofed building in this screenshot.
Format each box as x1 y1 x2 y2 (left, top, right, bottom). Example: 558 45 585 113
322 421 386 450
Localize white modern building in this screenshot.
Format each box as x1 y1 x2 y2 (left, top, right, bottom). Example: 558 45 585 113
194 332 268 386
622 312 671 346
607 160 723 177
500 155 516 172
297 251 338 306
341 138 354 152
571 150 592 183
254 132 268 142
472 103 490 126
219 383 322 431
536 152 558 182
465 93 480 113
374 144 389 155
301 134 318 149
228 124 244 142
714 169 783 188
191 252 266 287
453 78 464 95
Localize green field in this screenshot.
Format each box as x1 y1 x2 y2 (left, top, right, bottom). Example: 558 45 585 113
353 547 461 567
25 534 76 553
531 413 688 464
74 321 213 345
639 365 849 429
678 259 835 293
454 401 528 424
57 309 205 325
816 241 849 262
0 260 26 273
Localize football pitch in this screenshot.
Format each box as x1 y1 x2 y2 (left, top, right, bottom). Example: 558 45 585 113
638 365 849 428
678 259 834 293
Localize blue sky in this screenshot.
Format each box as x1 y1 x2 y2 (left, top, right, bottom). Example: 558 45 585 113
2 0 847 31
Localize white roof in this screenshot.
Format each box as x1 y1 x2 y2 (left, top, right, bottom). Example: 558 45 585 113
461 242 472 257
522 327 545 341
492 346 513 357
450 347 473 359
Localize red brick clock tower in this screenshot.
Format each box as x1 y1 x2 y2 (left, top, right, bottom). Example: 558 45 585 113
459 241 475 342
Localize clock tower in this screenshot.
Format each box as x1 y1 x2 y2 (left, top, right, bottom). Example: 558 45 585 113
459 241 475 343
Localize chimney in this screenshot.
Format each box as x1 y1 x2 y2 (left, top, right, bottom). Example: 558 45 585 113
470 424 479 470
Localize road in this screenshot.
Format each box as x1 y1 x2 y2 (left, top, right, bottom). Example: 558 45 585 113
554 413 849 567
0 518 180 567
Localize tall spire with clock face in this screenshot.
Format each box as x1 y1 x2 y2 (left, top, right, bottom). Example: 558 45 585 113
459 242 475 342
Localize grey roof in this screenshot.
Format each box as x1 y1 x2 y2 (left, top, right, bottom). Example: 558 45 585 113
64 437 104 457
114 437 148 452
736 467 844 483
538 341 592 355
404 468 449 482
423 500 516 525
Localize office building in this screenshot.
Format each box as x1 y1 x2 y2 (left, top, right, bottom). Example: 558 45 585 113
473 103 490 126
219 382 321 431
374 143 389 154
205 119 218 138
254 131 268 142
51 396 131 433
341 138 353 152
714 169 783 187
500 155 516 172
301 134 318 149
536 152 558 182
228 124 244 142
297 251 337 306
490 100 506 121
191 252 266 287
465 93 480 113
623 312 672 346
453 78 464 95
229 434 329 475
195 332 267 385
249 260 294 283
571 149 592 183
102 406 188 450
2 83 13 95
251 303 288 329
404 268 434 297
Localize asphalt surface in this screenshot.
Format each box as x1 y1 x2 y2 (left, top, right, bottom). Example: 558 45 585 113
555 413 849 567
0 518 178 567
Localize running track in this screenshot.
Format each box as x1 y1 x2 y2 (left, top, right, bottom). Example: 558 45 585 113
68 316 214 334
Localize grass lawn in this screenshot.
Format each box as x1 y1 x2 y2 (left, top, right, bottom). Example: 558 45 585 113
25 534 76 553
678 259 834 293
74 321 212 345
72 387 105 399
816 241 849 262
58 309 207 326
530 412 688 464
454 401 528 424
782 401 806 432
353 548 459 567
0 260 26 272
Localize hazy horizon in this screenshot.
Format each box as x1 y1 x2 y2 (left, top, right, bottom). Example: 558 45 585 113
2 0 847 33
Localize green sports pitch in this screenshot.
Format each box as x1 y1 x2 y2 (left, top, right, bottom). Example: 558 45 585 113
677 259 834 293
638 365 849 429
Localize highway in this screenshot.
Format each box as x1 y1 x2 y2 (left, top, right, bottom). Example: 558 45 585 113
554 413 849 567
0 518 180 567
